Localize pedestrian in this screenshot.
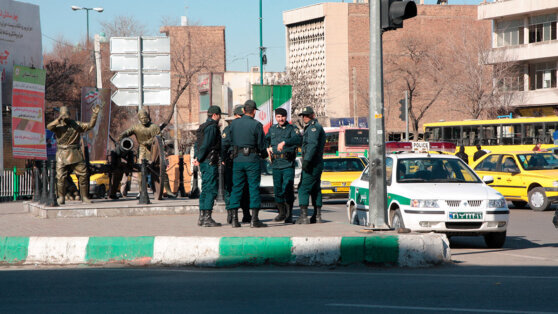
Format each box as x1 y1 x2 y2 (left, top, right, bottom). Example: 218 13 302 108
265 107 302 223
553 130 558 145
222 105 251 225
455 146 469 164
297 106 326 224
194 105 222 227
228 100 268 228
532 142 547 152
473 144 487 162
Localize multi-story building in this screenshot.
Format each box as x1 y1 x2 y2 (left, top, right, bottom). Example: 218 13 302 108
478 0 558 116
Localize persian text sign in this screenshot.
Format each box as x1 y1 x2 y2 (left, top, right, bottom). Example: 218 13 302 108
81 88 111 161
11 65 46 159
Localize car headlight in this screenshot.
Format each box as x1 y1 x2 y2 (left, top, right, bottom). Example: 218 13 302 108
89 181 96 185
488 199 506 208
553 181 558 187
411 199 439 208
321 181 332 187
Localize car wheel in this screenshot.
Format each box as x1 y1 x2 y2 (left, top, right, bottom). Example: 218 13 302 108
94 184 106 199
528 187 550 211
511 201 527 209
347 202 359 225
390 208 405 229
484 231 506 248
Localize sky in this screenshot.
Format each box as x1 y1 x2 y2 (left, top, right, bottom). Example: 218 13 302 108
24 0 483 72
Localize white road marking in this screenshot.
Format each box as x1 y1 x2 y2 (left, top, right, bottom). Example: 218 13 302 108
494 251 558 262
326 303 557 314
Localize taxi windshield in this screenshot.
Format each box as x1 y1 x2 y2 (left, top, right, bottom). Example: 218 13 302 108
517 153 558 170
396 158 481 183
323 158 365 172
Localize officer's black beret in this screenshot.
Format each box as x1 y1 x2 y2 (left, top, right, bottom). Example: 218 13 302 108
275 108 288 117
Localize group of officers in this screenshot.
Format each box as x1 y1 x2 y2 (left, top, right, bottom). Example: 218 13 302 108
194 100 326 228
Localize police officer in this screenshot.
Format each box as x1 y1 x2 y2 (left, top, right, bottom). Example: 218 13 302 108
228 100 268 228
297 106 326 224
265 108 302 223
194 105 222 227
222 105 251 224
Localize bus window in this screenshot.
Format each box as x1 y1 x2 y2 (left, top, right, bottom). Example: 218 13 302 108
425 127 441 141
481 125 498 145
502 124 521 145
462 125 481 146
345 129 369 146
324 132 339 154
442 126 460 145
523 123 545 144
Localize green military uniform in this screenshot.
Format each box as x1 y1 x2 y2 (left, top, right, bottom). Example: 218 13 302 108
194 106 222 227
222 106 251 224
228 100 268 228
265 118 302 223
47 106 99 204
297 107 326 224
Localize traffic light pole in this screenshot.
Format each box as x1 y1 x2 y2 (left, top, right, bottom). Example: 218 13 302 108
368 0 390 229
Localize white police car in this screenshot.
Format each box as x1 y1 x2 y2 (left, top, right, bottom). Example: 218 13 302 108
347 142 510 248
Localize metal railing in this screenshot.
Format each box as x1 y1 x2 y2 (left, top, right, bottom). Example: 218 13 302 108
0 167 34 202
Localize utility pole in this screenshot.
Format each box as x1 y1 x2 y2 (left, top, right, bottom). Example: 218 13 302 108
259 0 263 85
353 67 357 126
368 0 389 229
405 90 409 141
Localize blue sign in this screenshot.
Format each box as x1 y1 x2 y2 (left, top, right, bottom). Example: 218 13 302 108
329 117 368 128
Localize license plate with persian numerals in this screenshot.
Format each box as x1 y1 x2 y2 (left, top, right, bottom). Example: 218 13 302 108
449 212 483 220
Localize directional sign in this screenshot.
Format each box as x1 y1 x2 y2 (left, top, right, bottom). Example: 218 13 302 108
111 89 170 106
111 72 171 89
110 36 171 107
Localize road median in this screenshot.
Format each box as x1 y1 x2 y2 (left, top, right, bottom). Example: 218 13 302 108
0 234 450 267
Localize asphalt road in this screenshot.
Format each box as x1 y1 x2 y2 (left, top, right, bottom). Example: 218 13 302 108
0 200 555 313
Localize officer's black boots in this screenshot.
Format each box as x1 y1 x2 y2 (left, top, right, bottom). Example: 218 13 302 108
250 209 267 228
202 210 222 227
231 209 241 228
284 203 293 224
553 209 558 228
197 210 203 226
310 207 323 223
226 210 233 224
296 206 310 224
241 209 252 223
274 203 287 221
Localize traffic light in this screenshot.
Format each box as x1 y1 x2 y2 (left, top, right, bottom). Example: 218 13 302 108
381 0 417 32
398 99 406 121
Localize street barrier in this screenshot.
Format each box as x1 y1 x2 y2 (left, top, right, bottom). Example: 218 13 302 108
0 167 34 202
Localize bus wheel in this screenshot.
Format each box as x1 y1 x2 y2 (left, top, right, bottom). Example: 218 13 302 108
528 187 550 211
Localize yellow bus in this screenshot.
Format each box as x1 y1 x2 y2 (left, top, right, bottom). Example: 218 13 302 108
423 116 558 160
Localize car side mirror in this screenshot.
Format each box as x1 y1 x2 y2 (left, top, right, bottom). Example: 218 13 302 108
482 175 494 184
509 168 520 175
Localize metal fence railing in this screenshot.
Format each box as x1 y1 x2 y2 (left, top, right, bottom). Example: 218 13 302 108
0 167 34 202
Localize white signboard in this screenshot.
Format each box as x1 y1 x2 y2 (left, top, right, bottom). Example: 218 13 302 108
110 36 170 107
412 141 430 153
0 0 43 106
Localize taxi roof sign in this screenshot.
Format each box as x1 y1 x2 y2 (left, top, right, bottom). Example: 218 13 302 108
386 142 456 154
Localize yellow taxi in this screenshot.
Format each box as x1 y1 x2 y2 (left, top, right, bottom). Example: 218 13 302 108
320 156 367 198
71 160 111 199
471 151 558 211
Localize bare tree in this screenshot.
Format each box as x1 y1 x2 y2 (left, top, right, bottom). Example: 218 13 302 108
447 23 523 119
385 34 448 140
100 15 149 38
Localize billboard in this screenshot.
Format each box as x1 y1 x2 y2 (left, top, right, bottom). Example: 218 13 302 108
81 88 112 161
11 65 46 159
252 85 292 133
0 0 42 106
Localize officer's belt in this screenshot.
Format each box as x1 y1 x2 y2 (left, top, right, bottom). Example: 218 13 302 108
273 152 294 160
236 147 257 154
57 144 80 150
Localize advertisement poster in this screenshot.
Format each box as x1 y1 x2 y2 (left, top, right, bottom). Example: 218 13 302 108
0 0 42 106
81 87 111 161
11 65 46 159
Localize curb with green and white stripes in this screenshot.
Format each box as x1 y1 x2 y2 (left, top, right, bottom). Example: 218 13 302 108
0 234 450 267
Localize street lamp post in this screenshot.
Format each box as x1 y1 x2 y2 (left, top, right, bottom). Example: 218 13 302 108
71 6 103 48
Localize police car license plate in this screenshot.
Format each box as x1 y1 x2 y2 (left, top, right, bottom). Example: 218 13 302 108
449 212 483 220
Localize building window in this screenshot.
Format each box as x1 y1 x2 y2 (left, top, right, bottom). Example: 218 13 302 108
528 14 557 43
530 62 557 90
495 19 524 47
500 75 524 91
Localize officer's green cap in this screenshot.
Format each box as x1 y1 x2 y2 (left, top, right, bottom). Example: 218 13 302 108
233 105 244 116
244 99 258 111
208 105 222 114
298 106 314 116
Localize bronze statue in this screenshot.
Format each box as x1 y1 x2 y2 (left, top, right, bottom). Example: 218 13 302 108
117 108 176 198
47 105 99 204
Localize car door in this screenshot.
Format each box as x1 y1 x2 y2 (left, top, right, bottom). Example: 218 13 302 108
474 154 506 193
499 155 525 200
354 167 370 225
